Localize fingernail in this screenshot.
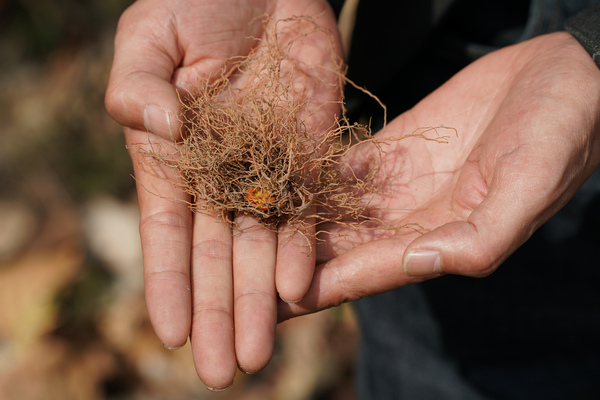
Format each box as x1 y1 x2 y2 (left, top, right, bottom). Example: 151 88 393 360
403 250 442 276
238 365 254 375
205 383 233 392
161 340 186 350
143 104 173 136
280 294 303 304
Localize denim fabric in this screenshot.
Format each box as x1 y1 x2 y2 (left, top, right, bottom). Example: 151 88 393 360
349 1 600 399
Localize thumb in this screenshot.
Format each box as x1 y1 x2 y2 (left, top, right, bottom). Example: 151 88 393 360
105 4 183 140
402 176 548 278
106 71 182 140
402 221 516 278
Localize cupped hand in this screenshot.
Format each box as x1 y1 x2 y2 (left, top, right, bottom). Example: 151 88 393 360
279 31 600 320
105 0 342 390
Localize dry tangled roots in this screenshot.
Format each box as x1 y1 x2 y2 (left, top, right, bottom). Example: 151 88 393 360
133 15 452 242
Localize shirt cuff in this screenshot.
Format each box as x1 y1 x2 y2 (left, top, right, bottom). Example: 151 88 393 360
565 4 600 69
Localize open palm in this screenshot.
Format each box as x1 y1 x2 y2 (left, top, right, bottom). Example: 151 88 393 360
280 31 600 320
105 0 342 390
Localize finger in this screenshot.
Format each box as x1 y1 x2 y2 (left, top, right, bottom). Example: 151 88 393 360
233 214 277 373
127 128 192 348
402 99 598 278
401 143 577 278
275 215 316 303
189 212 237 390
402 180 540 279
105 4 183 139
278 231 435 321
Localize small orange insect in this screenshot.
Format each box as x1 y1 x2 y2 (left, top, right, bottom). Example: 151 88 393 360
246 186 274 210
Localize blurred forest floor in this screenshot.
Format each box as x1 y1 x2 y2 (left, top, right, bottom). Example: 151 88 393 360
0 1 359 399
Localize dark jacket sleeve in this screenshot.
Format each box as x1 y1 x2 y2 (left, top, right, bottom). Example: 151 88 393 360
562 5 600 68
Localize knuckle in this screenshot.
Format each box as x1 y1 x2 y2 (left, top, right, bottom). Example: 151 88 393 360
104 84 120 118
328 260 366 305
191 306 232 328
234 290 273 304
145 268 188 284
470 261 500 278
236 225 276 246
140 209 188 230
192 238 231 264
104 79 130 125
457 252 501 278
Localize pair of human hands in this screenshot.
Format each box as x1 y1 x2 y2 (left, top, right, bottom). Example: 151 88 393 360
105 0 600 391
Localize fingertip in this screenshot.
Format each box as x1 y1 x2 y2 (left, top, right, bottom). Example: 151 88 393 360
236 350 273 376
234 306 276 374
206 382 234 392
198 353 236 391
276 258 311 303
200 370 236 393
275 260 313 305
192 328 237 391
404 221 502 278
276 224 316 304
161 339 187 351
148 307 191 350
154 328 189 351
106 72 182 139
279 293 303 304
145 280 192 349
